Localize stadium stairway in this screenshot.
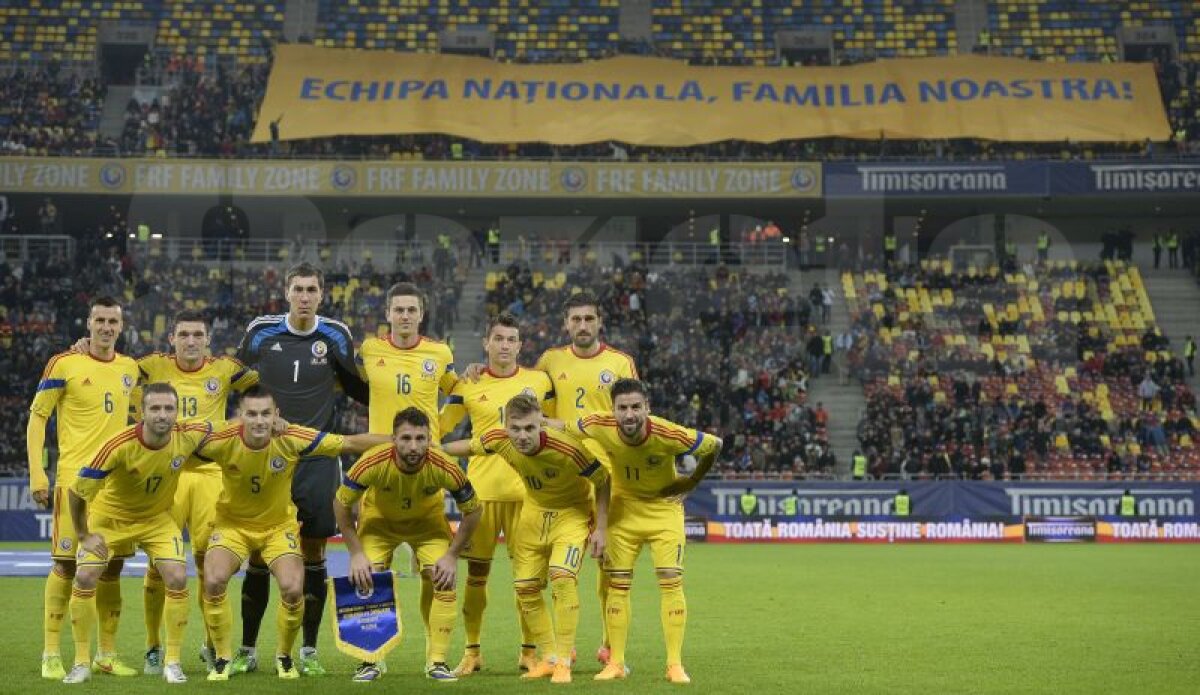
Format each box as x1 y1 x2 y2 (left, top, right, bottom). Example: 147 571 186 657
448 264 489 365
795 267 863 479
954 0 987 54
1140 267 1200 385
99 85 134 142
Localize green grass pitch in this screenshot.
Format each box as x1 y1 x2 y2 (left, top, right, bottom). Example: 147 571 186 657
1 542 1196 694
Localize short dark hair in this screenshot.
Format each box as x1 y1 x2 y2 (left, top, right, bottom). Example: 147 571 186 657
610 378 648 402
141 382 178 407
240 384 275 405
172 309 208 331
387 282 426 312
90 295 122 311
393 407 430 431
487 311 520 337
504 393 541 419
563 290 601 318
285 262 324 291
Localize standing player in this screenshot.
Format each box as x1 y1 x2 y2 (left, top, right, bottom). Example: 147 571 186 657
196 386 387 680
234 263 370 675
533 291 638 665
28 296 140 680
64 383 211 684
356 282 457 661
443 393 609 684
441 313 550 676
135 310 258 673
573 379 722 684
334 407 484 683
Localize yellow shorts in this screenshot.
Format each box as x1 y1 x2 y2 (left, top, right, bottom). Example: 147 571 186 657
208 519 301 567
49 486 78 561
358 515 451 571
462 500 522 563
77 512 185 568
511 503 593 581
605 496 685 573
171 470 220 555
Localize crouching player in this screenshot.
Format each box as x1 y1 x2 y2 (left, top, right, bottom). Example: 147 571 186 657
333 407 483 683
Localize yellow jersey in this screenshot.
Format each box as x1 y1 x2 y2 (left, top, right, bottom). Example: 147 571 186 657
358 335 457 438
535 343 638 422
137 353 259 473
472 426 607 511
29 351 139 489
574 414 717 500
197 424 345 529
441 367 554 502
337 443 479 524
73 422 212 523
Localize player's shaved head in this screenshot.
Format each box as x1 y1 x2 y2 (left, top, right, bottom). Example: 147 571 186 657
142 381 179 407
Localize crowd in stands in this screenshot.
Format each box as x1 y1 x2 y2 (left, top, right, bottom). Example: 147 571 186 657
0 68 105 156
483 255 831 478
848 259 1200 480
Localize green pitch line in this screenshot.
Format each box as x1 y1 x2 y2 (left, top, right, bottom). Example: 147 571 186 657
1 543 1196 693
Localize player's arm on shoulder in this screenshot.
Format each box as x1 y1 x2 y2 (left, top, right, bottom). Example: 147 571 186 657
339 431 391 455
439 388 467 438
225 357 260 392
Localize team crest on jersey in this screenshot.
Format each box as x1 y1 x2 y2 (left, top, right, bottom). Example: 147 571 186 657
121 374 135 390
269 456 287 473
204 377 220 394
599 370 616 386
520 387 536 398
423 486 439 495
422 359 437 374
210 531 221 543
312 340 329 358
60 538 73 551
171 456 186 470
646 456 664 467
544 468 559 479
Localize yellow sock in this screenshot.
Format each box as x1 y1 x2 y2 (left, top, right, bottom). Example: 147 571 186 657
44 569 73 655
605 574 631 665
462 573 487 649
550 573 580 663
202 592 232 661
195 561 212 649
428 590 457 664
514 580 554 657
143 567 165 650
163 588 189 665
596 568 610 646
658 576 687 666
420 578 433 662
96 575 122 656
69 586 97 667
276 599 304 657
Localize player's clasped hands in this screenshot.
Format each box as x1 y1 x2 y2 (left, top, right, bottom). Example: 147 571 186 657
348 551 374 591
31 489 49 508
